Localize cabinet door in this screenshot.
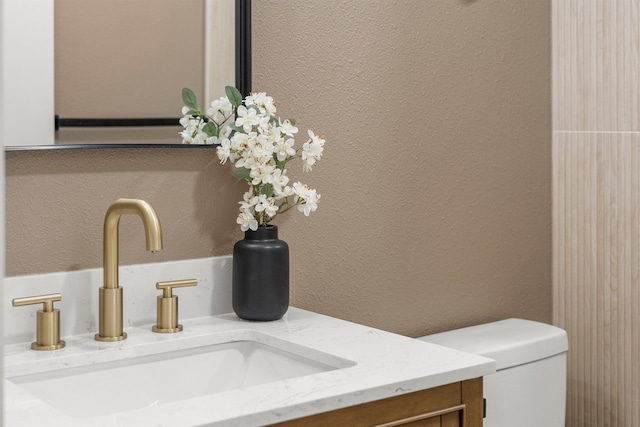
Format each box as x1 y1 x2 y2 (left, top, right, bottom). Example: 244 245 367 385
401 417 443 426
441 411 461 427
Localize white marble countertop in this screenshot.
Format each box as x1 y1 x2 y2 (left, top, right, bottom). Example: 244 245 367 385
4 307 495 427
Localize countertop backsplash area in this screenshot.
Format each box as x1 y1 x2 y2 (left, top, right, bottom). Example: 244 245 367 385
3 256 233 344
3 257 497 427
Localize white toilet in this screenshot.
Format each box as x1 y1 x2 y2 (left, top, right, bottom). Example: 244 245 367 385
419 318 568 427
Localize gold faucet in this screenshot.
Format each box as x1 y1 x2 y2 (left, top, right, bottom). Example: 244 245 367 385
96 198 163 342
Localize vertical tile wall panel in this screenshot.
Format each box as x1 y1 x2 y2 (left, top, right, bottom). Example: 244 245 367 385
553 132 640 427
554 0 640 425
553 0 640 132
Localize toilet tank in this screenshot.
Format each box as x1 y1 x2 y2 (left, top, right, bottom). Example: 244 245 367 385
419 319 568 427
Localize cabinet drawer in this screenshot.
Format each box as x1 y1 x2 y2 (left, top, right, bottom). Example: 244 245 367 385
271 378 482 427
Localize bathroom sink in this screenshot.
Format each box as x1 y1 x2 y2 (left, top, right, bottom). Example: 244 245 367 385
7 331 353 418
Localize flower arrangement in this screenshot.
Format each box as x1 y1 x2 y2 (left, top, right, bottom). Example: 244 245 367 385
180 86 325 231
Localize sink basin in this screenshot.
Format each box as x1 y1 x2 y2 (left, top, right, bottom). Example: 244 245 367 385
7 331 354 418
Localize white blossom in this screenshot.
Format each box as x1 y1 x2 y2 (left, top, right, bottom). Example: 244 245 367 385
207 97 233 125
178 114 220 145
231 132 249 150
179 86 325 229
250 163 275 186
258 115 273 134
235 106 260 132
274 138 296 161
237 212 258 231
254 194 279 218
246 92 276 117
301 190 320 216
301 130 325 172
248 136 273 165
271 169 293 199
239 192 259 212
216 138 233 164
292 182 311 199
279 119 298 137
292 182 320 216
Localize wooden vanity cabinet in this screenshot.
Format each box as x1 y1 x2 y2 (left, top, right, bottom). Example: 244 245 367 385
271 377 483 427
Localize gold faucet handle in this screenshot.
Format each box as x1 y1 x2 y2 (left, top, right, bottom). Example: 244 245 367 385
12 293 65 351
152 279 197 333
12 293 62 310
156 279 198 297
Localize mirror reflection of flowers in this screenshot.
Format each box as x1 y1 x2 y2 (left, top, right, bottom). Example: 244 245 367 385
180 86 325 231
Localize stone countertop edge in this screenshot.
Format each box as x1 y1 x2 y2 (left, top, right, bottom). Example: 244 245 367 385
4 307 496 427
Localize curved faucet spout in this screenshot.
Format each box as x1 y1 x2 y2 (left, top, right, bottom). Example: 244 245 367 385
103 198 163 289
97 198 163 342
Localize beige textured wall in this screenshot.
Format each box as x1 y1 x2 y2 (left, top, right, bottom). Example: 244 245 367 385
5 0 551 337
6 148 243 272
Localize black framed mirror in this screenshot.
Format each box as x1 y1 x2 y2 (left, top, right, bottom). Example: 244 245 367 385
6 0 251 151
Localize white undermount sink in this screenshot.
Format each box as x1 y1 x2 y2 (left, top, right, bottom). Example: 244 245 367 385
6 330 355 418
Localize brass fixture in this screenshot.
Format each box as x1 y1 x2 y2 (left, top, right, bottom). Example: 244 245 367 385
96 198 163 342
12 293 66 350
152 279 198 333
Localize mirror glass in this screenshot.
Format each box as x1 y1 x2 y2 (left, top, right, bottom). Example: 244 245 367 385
5 0 250 150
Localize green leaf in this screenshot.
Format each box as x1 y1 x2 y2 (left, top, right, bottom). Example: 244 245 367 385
288 118 296 126
232 169 252 181
225 86 243 108
182 88 199 110
228 123 244 134
202 122 218 137
261 184 274 197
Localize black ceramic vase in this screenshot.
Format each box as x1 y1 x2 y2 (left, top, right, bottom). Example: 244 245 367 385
232 225 289 321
